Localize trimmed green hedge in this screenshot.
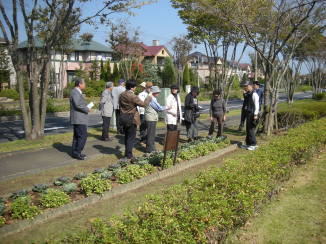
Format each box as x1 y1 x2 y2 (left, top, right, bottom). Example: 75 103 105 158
58 118 326 243
277 100 326 128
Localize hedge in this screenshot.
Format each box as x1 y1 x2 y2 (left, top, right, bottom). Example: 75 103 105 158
57 118 326 243
277 100 326 128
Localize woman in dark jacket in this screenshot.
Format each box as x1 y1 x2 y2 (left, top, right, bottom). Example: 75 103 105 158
208 90 226 138
184 86 200 142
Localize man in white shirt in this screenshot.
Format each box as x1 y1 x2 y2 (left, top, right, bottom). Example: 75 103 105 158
138 81 152 143
241 81 260 151
112 79 126 134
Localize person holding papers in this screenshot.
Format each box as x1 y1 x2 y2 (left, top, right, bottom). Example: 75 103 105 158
70 77 92 160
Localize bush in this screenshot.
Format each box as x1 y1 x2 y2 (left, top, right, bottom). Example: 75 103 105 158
0 216 5 227
313 92 326 101
115 165 148 184
10 190 29 199
40 189 70 208
32 184 49 193
277 100 326 128
74 172 88 180
11 196 40 219
0 89 19 100
54 176 72 186
59 118 326 243
80 174 112 196
62 183 78 194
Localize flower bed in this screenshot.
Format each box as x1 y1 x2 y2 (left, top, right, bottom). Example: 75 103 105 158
56 118 326 243
0 137 230 227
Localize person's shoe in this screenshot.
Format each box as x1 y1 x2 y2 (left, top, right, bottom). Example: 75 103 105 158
73 155 85 160
240 144 248 149
247 145 257 151
81 154 87 158
188 138 193 143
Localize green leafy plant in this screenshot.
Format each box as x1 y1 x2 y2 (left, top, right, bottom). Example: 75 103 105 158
40 189 70 208
57 118 326 243
116 165 148 184
62 183 78 194
11 196 40 219
99 171 113 180
0 198 5 216
74 172 88 180
54 176 71 186
80 174 112 196
10 190 29 199
32 184 49 193
93 168 106 174
0 216 5 227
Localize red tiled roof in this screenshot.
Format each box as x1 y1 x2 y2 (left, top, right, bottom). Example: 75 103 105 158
139 43 166 56
115 42 169 57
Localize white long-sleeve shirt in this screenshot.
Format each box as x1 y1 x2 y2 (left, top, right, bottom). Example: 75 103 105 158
252 92 260 115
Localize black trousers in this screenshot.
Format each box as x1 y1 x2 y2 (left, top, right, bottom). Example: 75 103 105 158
245 112 257 146
209 114 224 137
167 124 178 131
123 124 137 159
139 114 147 141
72 124 87 157
240 106 246 126
115 109 123 134
101 116 111 139
146 121 157 153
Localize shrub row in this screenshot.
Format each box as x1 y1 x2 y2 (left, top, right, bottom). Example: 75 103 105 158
59 118 326 243
277 100 326 128
0 137 230 226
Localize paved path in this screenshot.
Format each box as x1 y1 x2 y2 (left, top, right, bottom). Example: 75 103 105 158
0 117 241 181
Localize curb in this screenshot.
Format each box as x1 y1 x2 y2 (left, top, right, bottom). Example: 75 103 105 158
0 144 238 238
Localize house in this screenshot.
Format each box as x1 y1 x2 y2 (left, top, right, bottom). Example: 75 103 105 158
0 38 17 90
18 38 113 89
116 40 172 67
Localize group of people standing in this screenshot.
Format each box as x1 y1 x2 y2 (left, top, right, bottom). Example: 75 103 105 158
69 77 263 161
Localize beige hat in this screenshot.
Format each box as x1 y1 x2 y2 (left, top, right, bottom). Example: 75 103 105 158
139 82 146 88
146 82 153 88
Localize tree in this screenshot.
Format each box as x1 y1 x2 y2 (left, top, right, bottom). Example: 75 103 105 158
199 0 326 135
182 65 190 90
161 57 177 88
142 60 162 84
111 62 120 84
0 0 150 140
170 35 193 70
90 60 100 81
189 67 199 87
0 46 10 89
108 20 144 81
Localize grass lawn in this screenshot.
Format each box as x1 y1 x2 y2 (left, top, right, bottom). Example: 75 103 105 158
226 149 326 244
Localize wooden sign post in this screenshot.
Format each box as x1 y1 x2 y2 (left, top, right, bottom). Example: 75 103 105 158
163 130 180 168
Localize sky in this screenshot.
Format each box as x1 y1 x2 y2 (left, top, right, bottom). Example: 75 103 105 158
80 0 254 64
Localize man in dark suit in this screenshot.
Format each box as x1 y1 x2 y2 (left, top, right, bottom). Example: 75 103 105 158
70 77 90 160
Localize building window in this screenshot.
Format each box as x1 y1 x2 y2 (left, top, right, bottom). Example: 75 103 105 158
67 71 76 83
75 51 79 61
162 50 165 55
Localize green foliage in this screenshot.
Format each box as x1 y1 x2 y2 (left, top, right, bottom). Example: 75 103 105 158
54 176 72 186
0 216 5 227
80 174 112 196
99 171 113 180
0 197 5 216
189 67 198 87
142 61 162 84
11 196 40 219
277 100 326 128
312 93 325 101
62 183 78 194
40 189 70 208
0 89 19 100
58 118 326 243
116 164 148 184
73 172 88 180
84 80 105 97
111 63 120 85
10 190 29 199
32 184 49 193
161 57 177 88
46 99 70 113
182 65 190 90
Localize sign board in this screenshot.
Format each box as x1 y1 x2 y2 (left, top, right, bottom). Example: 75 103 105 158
163 130 180 167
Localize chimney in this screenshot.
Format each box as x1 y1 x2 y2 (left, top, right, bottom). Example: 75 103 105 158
152 40 160 46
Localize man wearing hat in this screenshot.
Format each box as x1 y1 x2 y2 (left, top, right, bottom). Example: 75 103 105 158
138 81 152 143
165 84 183 131
99 82 114 141
144 86 168 153
112 79 126 134
241 81 260 150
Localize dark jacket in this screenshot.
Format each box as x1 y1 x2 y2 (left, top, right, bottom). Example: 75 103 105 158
119 90 151 126
184 93 199 123
210 98 226 117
